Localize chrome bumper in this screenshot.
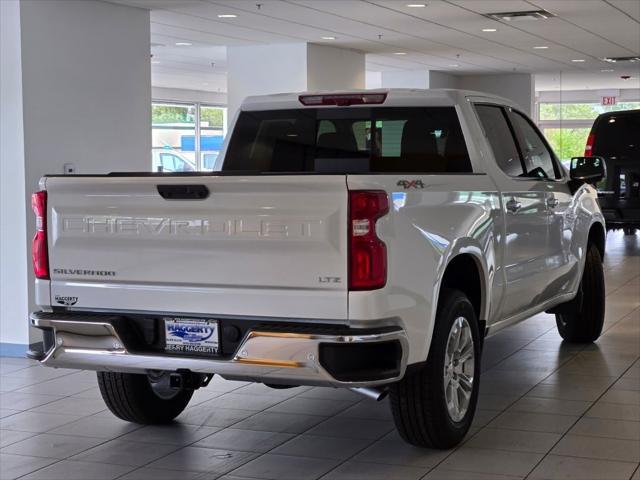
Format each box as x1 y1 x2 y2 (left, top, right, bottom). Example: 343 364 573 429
30 313 408 387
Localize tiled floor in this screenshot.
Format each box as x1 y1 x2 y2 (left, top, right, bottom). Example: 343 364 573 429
1 231 639 480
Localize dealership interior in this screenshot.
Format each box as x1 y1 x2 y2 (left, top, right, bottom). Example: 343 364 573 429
1 0 640 479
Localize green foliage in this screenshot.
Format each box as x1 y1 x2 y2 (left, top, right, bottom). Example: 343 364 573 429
200 108 224 128
152 105 194 124
151 105 224 128
544 128 590 161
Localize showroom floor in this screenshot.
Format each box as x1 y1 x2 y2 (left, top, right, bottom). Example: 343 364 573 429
1 232 639 480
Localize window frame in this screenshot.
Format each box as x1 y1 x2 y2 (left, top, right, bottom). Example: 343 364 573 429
152 100 227 172
473 101 566 183
473 103 526 179
506 107 565 181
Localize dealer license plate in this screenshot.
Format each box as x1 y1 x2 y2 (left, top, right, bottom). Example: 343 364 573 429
164 318 220 355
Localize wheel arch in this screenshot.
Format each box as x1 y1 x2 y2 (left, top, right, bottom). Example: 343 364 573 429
588 221 606 259
435 252 488 335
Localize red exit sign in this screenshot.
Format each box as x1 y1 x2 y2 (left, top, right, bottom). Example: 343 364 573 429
602 96 617 106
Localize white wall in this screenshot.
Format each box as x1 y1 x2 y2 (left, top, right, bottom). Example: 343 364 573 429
428 71 460 89
424 72 534 114
381 70 429 89
153 86 227 105
456 73 534 114
306 44 365 92
227 43 365 118
20 0 151 178
366 71 382 89
1 0 29 348
227 44 308 119
7 0 152 346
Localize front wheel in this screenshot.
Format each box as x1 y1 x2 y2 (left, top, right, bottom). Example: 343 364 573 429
555 244 605 343
97 371 193 424
389 289 481 449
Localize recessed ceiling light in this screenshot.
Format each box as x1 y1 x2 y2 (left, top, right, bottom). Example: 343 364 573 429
602 56 640 63
482 28 497 32
533 46 549 49
394 52 407 55
175 42 192 46
486 9 554 21
217 14 237 18
321 36 336 40
448 64 460 67
406 3 426 7
572 59 585 62
600 69 615 72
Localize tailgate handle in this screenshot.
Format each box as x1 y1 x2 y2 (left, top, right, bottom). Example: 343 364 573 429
157 184 209 200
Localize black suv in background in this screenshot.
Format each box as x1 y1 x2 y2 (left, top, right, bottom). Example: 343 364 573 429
586 109 640 235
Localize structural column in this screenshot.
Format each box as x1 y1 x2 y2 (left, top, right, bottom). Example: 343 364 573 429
1 0 29 354
1 0 153 351
429 71 534 115
227 43 365 119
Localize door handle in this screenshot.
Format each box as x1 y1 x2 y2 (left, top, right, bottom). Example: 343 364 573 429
506 198 522 213
547 197 559 208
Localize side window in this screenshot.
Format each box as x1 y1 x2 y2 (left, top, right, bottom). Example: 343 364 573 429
474 105 524 177
510 111 560 180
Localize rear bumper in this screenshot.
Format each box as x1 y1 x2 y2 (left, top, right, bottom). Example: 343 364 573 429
30 312 408 387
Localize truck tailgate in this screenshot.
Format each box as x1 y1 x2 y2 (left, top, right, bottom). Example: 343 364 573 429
45 175 349 321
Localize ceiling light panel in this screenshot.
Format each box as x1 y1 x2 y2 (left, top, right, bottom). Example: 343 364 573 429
485 10 555 22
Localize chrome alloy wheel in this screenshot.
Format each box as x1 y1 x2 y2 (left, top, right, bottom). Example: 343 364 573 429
443 316 475 422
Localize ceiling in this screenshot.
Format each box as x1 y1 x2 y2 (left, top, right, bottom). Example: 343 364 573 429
111 0 640 93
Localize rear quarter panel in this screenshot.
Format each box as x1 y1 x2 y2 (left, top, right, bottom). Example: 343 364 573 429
347 174 503 365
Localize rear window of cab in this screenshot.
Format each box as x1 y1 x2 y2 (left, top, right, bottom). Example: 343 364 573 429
223 107 472 174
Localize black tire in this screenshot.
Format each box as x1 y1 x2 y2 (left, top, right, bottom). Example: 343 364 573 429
555 244 605 343
389 288 481 449
97 371 193 424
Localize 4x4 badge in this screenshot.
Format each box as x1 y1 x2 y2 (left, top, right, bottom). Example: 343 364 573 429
397 180 425 189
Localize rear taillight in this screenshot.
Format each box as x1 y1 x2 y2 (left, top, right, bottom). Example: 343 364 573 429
31 191 49 279
349 191 389 290
584 132 595 156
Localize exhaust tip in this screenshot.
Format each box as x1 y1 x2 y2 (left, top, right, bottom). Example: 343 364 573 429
350 386 389 401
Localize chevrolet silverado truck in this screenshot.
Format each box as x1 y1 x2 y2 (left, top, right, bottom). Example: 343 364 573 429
29 89 607 448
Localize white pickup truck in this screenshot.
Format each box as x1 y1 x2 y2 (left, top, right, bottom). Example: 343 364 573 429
30 89 607 448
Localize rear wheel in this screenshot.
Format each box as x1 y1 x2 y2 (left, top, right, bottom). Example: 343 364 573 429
555 244 605 343
97 371 193 424
389 289 481 449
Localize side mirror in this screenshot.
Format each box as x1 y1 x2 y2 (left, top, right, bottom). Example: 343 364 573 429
570 156 606 184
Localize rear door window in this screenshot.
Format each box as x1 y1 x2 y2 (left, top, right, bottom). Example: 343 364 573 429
474 105 524 177
223 107 472 173
509 110 561 180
